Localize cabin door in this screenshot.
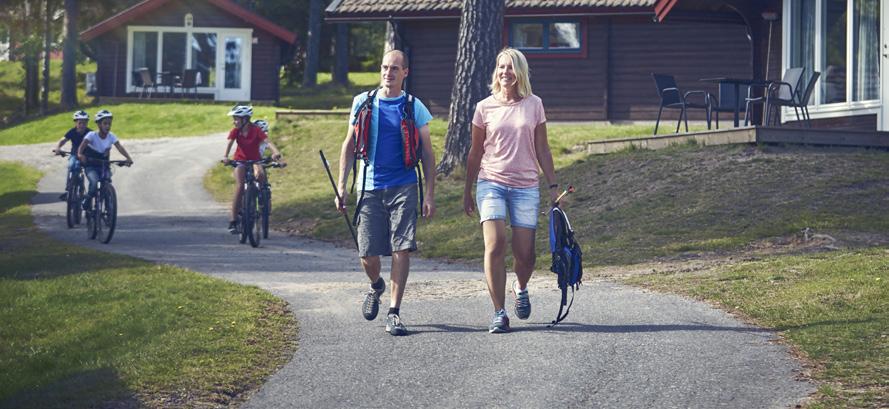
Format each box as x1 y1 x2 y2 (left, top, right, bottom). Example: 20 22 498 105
882 3 889 130
217 31 252 102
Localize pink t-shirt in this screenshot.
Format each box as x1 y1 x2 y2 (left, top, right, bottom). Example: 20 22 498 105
472 94 547 188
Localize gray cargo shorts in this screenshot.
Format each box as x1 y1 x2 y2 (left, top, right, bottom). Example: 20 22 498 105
356 183 418 257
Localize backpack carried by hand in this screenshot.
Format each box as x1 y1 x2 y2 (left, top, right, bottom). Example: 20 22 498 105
548 204 583 326
350 89 424 225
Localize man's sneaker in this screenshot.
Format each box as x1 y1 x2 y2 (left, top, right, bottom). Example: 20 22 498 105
59 192 68 201
513 280 531 320
228 221 238 235
386 313 407 336
489 309 510 334
361 279 385 320
81 198 90 211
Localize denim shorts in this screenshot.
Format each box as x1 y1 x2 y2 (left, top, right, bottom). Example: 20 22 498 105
476 179 540 229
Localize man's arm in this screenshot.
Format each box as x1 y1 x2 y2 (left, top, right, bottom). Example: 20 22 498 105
336 128 356 213
52 137 68 154
113 141 134 164
418 124 436 219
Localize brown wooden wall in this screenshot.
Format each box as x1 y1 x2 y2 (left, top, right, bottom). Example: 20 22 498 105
402 16 752 122
89 0 284 102
785 114 878 131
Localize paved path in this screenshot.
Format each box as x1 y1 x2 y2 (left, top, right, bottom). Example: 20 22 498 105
1 136 813 408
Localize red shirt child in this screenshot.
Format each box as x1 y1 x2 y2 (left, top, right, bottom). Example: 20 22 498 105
228 124 267 161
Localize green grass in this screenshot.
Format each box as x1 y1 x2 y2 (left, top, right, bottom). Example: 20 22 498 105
0 161 296 407
0 103 278 145
624 250 889 408
278 72 380 110
0 61 97 126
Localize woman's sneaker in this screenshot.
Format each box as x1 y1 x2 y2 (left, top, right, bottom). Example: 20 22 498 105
362 278 386 320
513 280 531 320
489 309 510 333
385 313 407 336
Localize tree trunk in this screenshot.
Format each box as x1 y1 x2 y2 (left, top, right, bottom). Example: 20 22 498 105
384 20 400 52
61 0 78 108
437 0 504 176
41 0 51 114
333 23 349 85
301 0 322 87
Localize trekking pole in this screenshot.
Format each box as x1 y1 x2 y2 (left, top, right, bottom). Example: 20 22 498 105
554 185 575 205
319 150 359 250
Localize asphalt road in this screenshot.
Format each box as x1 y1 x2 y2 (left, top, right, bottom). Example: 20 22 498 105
1 136 814 408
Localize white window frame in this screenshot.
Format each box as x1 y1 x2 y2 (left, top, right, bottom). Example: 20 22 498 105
126 25 253 98
782 0 882 122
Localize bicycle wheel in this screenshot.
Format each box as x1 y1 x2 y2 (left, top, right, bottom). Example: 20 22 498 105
66 173 77 228
73 177 84 225
98 184 117 244
245 185 260 247
86 195 98 240
261 186 270 239
240 188 252 244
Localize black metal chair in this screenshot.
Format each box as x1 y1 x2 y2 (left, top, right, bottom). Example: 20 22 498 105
744 67 805 127
136 68 157 98
710 82 749 129
652 73 711 134
176 69 200 98
770 72 819 127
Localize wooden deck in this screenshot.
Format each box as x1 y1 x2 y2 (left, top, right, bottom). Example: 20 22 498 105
577 126 889 154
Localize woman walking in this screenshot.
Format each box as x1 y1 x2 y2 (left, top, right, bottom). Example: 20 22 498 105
463 48 558 333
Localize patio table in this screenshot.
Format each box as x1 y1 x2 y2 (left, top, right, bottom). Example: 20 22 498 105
699 77 759 128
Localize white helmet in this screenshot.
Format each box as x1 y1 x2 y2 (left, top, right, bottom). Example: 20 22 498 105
227 105 253 118
253 119 269 134
73 110 89 121
94 109 113 123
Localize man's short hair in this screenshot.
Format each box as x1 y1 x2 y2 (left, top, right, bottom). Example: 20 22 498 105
384 49 409 69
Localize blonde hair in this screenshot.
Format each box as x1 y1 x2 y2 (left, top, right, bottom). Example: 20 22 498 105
489 48 532 97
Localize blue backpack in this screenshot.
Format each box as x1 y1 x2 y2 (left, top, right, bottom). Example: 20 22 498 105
548 205 583 326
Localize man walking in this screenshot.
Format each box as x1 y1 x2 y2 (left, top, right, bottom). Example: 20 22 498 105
336 50 436 336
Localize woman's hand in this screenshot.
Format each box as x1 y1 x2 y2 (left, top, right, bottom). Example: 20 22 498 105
463 190 476 217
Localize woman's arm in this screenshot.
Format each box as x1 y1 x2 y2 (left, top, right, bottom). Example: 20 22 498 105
222 139 235 163
533 122 559 203
463 124 486 216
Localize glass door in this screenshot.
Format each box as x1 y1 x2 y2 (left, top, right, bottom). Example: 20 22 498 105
882 2 889 130
217 31 251 101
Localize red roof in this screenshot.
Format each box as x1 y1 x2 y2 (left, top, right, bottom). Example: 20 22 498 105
81 0 297 44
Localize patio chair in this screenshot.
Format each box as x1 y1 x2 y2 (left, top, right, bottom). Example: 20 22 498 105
176 69 200 98
710 82 749 129
744 67 805 127
136 68 157 99
651 73 712 134
768 72 819 127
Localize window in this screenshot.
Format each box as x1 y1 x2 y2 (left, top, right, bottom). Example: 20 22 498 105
786 0 881 109
191 33 216 87
131 32 157 86
509 19 582 54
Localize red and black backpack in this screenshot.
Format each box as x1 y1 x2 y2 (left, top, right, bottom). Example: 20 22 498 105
350 89 424 226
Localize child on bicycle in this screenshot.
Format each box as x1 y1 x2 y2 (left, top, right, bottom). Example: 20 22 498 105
222 106 283 233
52 110 92 200
76 109 134 210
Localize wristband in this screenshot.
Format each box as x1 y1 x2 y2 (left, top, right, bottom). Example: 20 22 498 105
549 184 559 189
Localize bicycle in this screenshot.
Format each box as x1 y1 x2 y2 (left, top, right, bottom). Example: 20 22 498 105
56 151 85 228
259 158 286 239
83 158 131 244
225 158 277 247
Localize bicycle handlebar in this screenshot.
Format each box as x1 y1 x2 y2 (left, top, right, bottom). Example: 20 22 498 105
224 158 286 168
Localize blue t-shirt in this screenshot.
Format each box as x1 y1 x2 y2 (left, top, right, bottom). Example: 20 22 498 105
64 127 91 152
350 90 432 190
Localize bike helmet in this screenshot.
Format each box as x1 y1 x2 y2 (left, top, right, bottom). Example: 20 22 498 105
253 119 269 134
227 104 253 118
94 109 113 123
72 110 89 121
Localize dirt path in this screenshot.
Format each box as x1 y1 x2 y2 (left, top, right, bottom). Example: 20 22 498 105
1 136 814 408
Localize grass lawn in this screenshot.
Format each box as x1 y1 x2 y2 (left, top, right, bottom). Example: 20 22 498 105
205 116 889 407
0 161 297 407
624 251 888 408
278 72 379 110
0 103 278 146
0 61 97 126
